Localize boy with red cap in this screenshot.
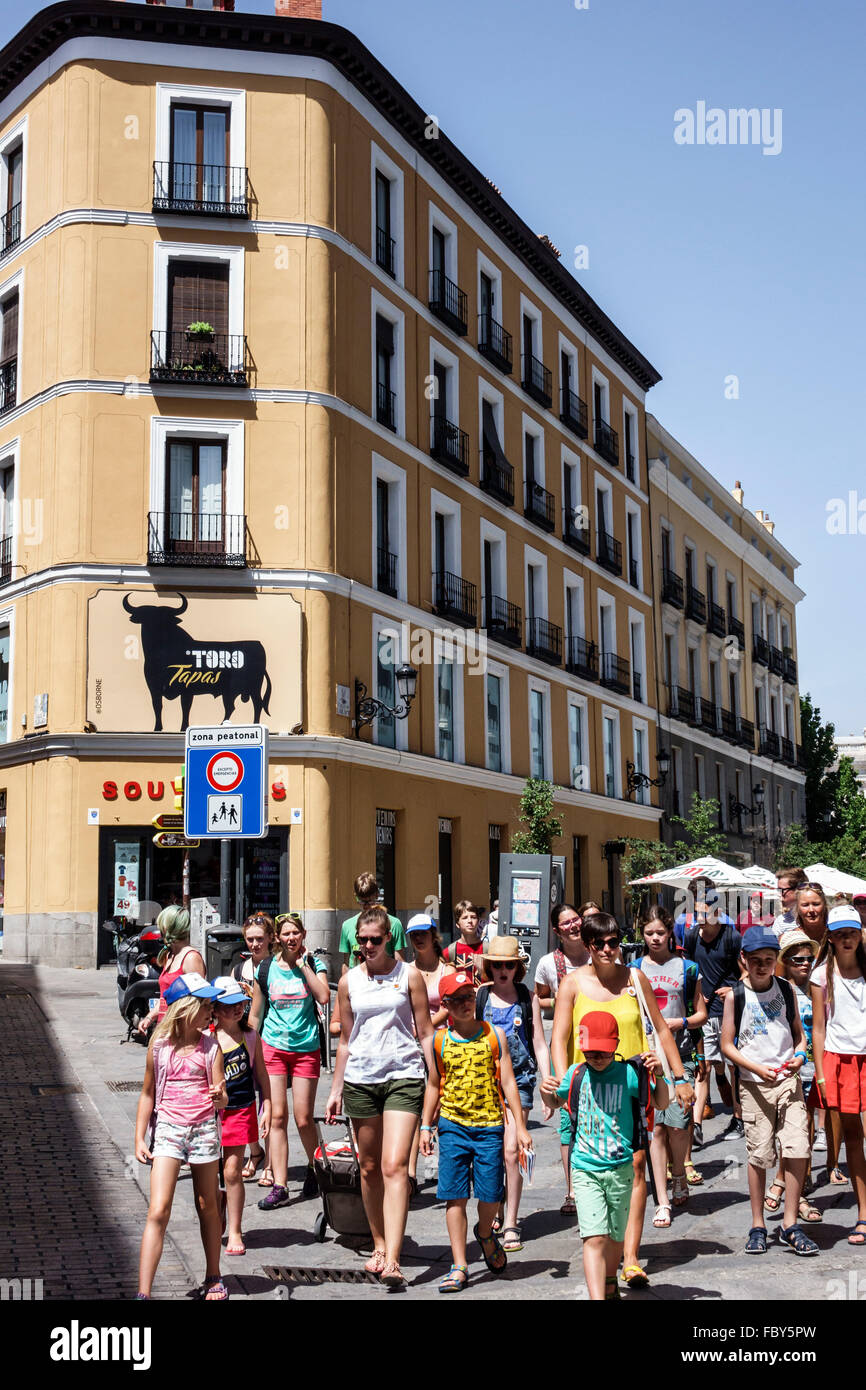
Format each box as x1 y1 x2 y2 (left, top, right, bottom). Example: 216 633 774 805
541 1011 668 1300
419 969 532 1292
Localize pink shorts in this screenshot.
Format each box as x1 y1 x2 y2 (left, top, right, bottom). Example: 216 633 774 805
221 1102 260 1147
261 1043 321 1080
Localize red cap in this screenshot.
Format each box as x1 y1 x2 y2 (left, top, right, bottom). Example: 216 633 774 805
439 970 476 1002
578 1010 620 1053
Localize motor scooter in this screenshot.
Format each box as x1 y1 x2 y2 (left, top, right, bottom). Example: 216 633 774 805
102 902 162 1042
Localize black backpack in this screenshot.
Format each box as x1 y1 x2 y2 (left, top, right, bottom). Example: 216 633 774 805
683 920 741 965
475 981 536 1066
732 976 796 1046
565 1056 657 1202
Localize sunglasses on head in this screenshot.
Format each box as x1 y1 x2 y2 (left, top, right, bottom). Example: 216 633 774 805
276 913 303 926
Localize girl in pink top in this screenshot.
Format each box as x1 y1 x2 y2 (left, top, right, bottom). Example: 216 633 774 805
135 980 228 1300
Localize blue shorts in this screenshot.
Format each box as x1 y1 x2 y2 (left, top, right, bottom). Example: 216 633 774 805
437 1117 505 1204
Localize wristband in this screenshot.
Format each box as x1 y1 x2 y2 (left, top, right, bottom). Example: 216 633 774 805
420 1125 435 1132
816 1078 826 1087
794 1051 807 1062
674 1076 689 1085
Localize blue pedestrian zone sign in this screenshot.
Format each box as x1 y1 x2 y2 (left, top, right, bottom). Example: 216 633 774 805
184 725 269 839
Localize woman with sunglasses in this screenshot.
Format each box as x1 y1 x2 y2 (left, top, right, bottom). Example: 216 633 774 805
326 906 434 1288
794 882 844 1182
232 913 275 1182
250 912 330 1211
475 935 552 1253
551 911 695 1289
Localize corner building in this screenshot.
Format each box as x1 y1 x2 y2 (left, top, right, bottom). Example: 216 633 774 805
0 0 665 966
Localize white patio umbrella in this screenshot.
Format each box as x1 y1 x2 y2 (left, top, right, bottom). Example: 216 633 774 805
628 855 754 889
741 865 781 900
803 862 866 898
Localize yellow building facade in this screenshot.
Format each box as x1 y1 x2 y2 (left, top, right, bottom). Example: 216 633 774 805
0 1 670 965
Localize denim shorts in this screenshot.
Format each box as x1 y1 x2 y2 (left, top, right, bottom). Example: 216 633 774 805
437 1117 505 1204
152 1114 220 1164
507 1036 536 1113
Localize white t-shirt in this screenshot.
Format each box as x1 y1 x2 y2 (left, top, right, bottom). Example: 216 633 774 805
737 979 795 1080
772 910 796 938
811 962 866 1055
534 951 582 996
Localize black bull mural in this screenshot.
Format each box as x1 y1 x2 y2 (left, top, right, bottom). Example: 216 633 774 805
122 592 273 732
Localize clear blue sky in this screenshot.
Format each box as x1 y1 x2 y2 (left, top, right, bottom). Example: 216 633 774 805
3 0 864 735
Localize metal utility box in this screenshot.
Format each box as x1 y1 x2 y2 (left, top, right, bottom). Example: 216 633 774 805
496 854 565 982
204 924 245 979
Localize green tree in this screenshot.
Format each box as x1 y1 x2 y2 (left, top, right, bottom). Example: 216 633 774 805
669 792 728 859
800 693 839 841
621 836 676 920
511 778 563 854
773 822 822 873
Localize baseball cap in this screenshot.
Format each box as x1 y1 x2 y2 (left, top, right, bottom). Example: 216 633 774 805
828 905 863 933
778 927 818 960
164 971 222 1005
406 913 436 934
853 893 866 904
578 1011 620 1053
741 926 781 955
439 969 476 1001
212 975 248 1006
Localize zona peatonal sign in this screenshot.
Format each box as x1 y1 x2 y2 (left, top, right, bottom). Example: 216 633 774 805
86 589 301 734
184 725 269 840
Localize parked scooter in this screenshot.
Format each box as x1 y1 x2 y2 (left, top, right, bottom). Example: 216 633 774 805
102 902 163 1043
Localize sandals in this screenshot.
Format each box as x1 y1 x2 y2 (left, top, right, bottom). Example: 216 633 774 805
257 1167 276 1188
764 1180 786 1214
242 1150 265 1182
604 1275 621 1300
560 1195 576 1215
380 1262 406 1289
830 1166 849 1186
779 1223 820 1256
671 1173 689 1207
203 1277 229 1301
798 1197 822 1224
225 1241 246 1256
622 1264 649 1287
744 1226 767 1254
848 1220 866 1246
364 1250 387 1275
500 1226 523 1253
653 1205 672 1228
438 1263 468 1293
684 1161 703 1187
474 1222 507 1274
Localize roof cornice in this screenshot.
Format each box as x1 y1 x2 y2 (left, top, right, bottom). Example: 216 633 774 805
0 0 661 392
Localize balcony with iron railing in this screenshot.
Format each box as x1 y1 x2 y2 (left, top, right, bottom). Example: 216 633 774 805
668 685 697 724
739 717 755 750
429 269 468 335
430 415 470 476
685 585 707 624
376 225 396 277
599 651 630 694
721 708 739 742
566 635 598 681
0 534 11 586
728 613 745 645
753 634 770 667
594 418 619 467
1 202 21 257
780 735 795 765
526 616 562 665
596 528 622 576
759 725 781 759
699 699 720 734
769 645 785 677
661 568 684 608
0 358 16 416
434 571 477 628
147 512 248 567
484 594 522 648
522 352 553 408
150 331 249 387
152 162 249 217
783 654 798 685
477 312 513 373
563 508 590 555
480 446 515 506
560 385 588 438
707 601 727 638
376 380 397 431
524 479 555 532
377 546 398 597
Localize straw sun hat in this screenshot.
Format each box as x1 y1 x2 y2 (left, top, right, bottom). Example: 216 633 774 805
481 935 530 964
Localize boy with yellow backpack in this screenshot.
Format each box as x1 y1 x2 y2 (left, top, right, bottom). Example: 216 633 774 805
419 969 533 1291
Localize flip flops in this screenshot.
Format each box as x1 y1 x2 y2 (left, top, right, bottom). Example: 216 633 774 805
684 1161 703 1186
622 1264 649 1287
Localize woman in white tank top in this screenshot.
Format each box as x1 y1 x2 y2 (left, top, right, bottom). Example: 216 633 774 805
326 906 434 1288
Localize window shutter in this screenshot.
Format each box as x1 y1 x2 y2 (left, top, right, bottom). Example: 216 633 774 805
375 314 394 355
168 263 229 336
0 293 18 363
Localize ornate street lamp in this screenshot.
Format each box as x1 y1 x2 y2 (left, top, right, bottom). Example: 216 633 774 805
354 663 418 736
626 746 670 799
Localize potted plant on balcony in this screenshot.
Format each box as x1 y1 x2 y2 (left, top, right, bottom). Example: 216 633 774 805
186 321 215 343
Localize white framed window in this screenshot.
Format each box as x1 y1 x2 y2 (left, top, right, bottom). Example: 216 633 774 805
429 203 459 282
519 293 544 375
0 118 26 252
435 631 464 764
480 518 508 615
0 605 12 744
596 590 616 661
602 706 621 798
591 367 611 427
629 614 646 705
684 541 697 590
522 414 545 485
429 338 460 421
371 454 407 602
431 487 463 601
567 693 589 791
660 520 674 574
558 334 580 420
562 447 584 539
477 251 504 320
632 718 650 805
528 676 552 781
155 83 245 205
0 437 18 580
594 474 614 545
693 752 706 799
372 613 409 752
371 143 405 284
152 241 244 340
524 543 549 630
485 657 511 775
371 289 405 438
625 500 643 589
149 416 244 550
563 573 585 644
687 643 701 699
622 399 639 484
663 626 678 691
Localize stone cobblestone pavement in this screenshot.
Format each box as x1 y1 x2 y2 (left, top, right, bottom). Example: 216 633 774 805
2 960 862 1302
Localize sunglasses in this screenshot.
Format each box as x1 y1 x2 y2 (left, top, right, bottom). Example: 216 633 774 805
786 954 813 965
275 913 303 926
590 937 621 950
357 936 384 947
492 960 519 970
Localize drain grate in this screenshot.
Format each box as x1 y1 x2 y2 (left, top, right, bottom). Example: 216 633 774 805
0 988 32 999
263 1265 379 1286
30 1083 83 1096
106 1080 141 1093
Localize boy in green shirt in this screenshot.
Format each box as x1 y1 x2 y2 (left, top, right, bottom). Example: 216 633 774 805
541 1011 668 1300
339 869 407 973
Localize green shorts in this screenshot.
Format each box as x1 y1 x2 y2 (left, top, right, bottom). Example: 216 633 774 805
342 1077 426 1119
573 1163 634 1241
657 1061 696 1130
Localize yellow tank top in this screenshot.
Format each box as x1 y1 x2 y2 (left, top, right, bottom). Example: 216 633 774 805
438 1026 504 1128
571 985 647 1065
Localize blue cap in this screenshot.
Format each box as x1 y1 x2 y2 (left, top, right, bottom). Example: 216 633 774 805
164 971 222 1005
741 926 780 954
406 913 436 934
828 905 862 932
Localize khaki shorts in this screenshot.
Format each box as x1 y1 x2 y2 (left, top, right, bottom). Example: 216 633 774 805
739 1073 809 1170
342 1077 426 1118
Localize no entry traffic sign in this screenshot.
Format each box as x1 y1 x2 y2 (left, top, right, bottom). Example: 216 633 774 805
184 725 269 839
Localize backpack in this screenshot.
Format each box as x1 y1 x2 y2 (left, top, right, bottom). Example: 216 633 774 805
564 1056 657 1202
683 921 741 965
732 976 796 1047
475 982 536 1066
432 1022 504 1110
256 953 326 1058
553 949 570 987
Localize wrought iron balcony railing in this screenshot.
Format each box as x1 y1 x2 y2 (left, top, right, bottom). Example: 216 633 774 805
477 312 513 373
152 162 249 217
429 269 468 335
147 512 248 567
150 331 249 387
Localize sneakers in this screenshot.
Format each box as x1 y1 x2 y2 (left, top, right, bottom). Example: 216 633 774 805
812 1128 827 1153
302 1164 319 1199
778 1223 820 1257
723 1117 745 1140
692 1124 704 1149
257 1184 289 1211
